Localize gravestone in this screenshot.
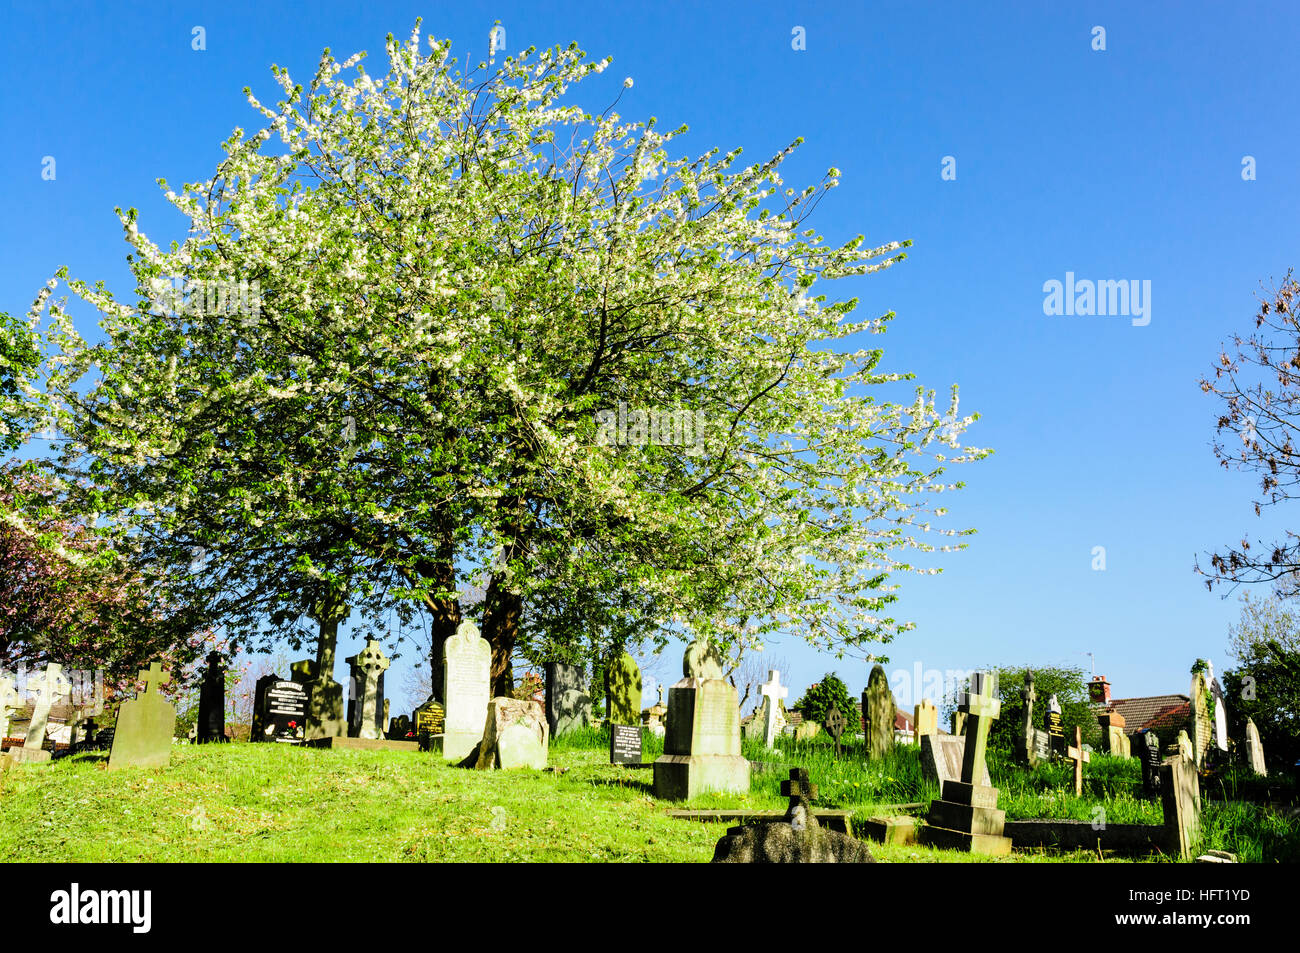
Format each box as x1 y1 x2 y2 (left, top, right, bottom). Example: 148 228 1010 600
653 638 750 800
0 674 20 742
1177 729 1193 762
413 698 445 751
108 662 177 770
290 656 346 742
545 661 591 737
1140 730 1163 797
257 679 308 743
250 674 280 741
758 671 788 748
1020 672 1038 766
862 664 895 759
1244 718 1267 776
1160 753 1201 859
69 677 106 752
913 698 937 746
1097 709 1129 757
387 714 412 741
611 724 643 764
12 663 71 764
794 720 820 741
345 638 390 740
920 733 991 788
1066 725 1091 797
642 686 668 737
475 697 548 770
605 651 642 725
197 651 228 744
1207 662 1229 754
1188 667 1212 768
824 706 847 756
1045 694 1064 757
919 671 1012 856
436 620 491 762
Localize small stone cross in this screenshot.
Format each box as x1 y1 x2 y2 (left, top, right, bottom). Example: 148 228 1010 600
1067 725 1091 797
0 674 20 739
138 662 171 696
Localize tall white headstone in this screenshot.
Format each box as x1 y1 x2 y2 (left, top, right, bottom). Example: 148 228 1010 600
438 621 491 762
759 670 788 748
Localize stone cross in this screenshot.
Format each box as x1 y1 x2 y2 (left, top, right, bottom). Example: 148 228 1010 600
759 670 788 747
824 706 847 756
1066 725 1090 797
1020 671 1037 765
958 671 1001 785
349 638 390 740
24 663 71 752
70 677 105 751
139 662 171 696
0 674 20 740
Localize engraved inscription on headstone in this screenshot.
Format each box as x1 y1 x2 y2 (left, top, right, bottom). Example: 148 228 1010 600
610 723 643 765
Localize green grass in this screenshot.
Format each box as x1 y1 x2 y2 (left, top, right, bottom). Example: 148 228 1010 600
2 733 1292 862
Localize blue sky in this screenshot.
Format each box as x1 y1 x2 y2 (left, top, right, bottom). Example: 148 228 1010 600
3 1 1297 713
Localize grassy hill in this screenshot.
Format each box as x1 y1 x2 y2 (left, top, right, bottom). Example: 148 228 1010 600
2 730 1290 862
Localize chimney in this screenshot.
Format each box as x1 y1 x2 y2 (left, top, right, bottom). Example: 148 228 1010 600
1089 675 1111 706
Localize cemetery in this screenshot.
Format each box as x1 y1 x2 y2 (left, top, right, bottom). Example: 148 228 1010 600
1 10 1299 877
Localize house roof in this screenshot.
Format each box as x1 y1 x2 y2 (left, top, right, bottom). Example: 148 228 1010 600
1109 695 1190 734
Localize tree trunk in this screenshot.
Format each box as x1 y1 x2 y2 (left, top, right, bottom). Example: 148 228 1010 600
481 573 522 697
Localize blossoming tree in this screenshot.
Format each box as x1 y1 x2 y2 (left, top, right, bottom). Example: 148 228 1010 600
37 23 987 693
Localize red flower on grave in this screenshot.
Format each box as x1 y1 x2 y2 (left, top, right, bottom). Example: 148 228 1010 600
288 721 297 729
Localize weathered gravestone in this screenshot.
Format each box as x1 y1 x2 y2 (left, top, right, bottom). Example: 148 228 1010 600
653 638 750 800
545 661 591 737
436 620 491 762
1097 709 1129 757
611 723 643 764
108 663 177 770
757 670 788 748
920 733 991 788
197 651 228 744
11 663 71 764
0 674 20 743
292 605 348 741
1140 730 1163 797
1244 718 1267 776
1161 752 1201 859
1020 671 1039 766
1066 725 1091 797
1188 665 1213 768
919 671 1012 856
913 698 937 747
1177 729 1194 762
605 651 642 725
1208 661 1229 755
862 664 895 759
255 678 308 743
475 697 548 770
824 706 848 757
345 638 390 740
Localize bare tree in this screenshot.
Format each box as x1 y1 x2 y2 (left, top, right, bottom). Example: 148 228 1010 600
1200 272 1300 592
726 646 790 716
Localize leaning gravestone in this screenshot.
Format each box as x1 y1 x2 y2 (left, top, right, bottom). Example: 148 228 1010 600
436 620 491 762
197 651 228 744
862 664 895 759
545 661 591 737
653 638 749 800
1207 662 1229 755
345 638 390 740
605 652 642 725
11 663 71 764
108 663 177 771
1020 672 1038 766
920 732 991 788
1161 752 1201 859
475 697 548 770
1244 718 1267 776
913 698 938 746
